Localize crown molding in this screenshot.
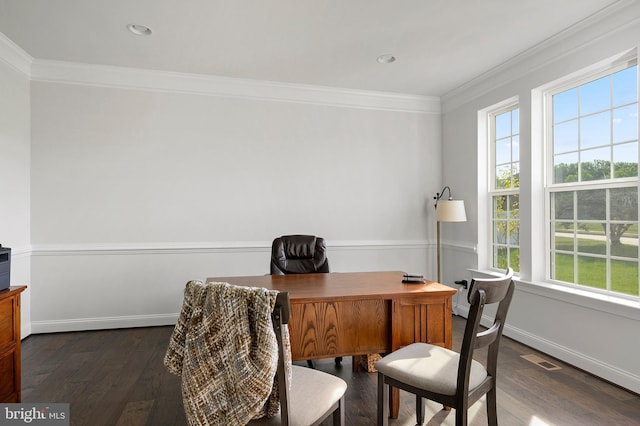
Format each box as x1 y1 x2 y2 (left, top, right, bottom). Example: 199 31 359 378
0 29 438 113
441 0 639 113
0 32 33 76
30 58 440 114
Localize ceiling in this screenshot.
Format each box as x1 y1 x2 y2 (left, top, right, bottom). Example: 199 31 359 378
0 0 622 97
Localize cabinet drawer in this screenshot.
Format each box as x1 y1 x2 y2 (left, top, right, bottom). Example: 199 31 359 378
0 349 17 402
0 297 16 347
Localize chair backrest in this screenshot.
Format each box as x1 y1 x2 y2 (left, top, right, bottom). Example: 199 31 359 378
166 281 285 425
457 268 514 398
271 292 292 424
270 235 330 275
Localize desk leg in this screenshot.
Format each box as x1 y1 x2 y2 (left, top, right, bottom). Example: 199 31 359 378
389 386 399 419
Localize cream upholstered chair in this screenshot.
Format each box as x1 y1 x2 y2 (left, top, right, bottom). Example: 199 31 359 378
165 280 346 425
375 269 514 426
251 292 347 425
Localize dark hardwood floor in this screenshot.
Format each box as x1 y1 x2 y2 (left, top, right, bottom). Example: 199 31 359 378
21 316 640 425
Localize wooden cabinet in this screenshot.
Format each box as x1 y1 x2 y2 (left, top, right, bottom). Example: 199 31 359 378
0 286 26 403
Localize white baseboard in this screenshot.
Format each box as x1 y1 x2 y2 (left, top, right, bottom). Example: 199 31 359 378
30 313 179 334
454 305 640 394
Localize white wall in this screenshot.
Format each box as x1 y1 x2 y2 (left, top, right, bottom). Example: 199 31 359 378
25 66 442 332
0 35 31 336
441 2 640 393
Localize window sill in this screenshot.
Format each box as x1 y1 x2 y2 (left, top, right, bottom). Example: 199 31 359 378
468 269 640 321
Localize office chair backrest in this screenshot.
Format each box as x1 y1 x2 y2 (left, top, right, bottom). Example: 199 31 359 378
457 268 514 400
270 235 330 275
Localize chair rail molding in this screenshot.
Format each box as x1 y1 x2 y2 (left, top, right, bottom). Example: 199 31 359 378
30 240 435 256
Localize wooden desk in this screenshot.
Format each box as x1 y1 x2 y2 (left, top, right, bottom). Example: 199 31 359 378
207 271 456 419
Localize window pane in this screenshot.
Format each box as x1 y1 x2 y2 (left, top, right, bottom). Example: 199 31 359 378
554 120 579 153
613 142 638 178
494 223 507 244
553 88 578 123
613 104 638 143
554 253 574 282
613 65 638 107
580 111 610 149
611 259 639 296
554 153 579 183
553 192 574 220
495 137 511 164
576 256 606 289
611 225 638 258
554 222 574 251
512 163 520 188
577 222 606 255
580 149 611 181
577 189 606 220
494 195 506 218
495 246 509 270
580 75 610 115
495 111 512 139
509 247 520 273
495 164 512 189
509 221 520 244
610 187 638 220
509 194 520 218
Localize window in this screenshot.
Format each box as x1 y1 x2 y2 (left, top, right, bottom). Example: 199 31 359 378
547 62 639 297
489 105 520 272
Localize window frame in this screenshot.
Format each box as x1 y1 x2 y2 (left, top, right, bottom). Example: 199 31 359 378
543 59 639 300
487 102 520 274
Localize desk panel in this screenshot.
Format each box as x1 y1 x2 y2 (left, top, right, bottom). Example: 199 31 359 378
289 298 389 360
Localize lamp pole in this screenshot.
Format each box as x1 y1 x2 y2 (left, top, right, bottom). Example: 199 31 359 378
437 220 442 283
434 186 466 284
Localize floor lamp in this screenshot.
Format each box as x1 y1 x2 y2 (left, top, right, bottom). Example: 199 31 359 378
434 186 467 283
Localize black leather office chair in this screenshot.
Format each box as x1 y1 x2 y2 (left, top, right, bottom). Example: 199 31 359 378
270 235 330 275
270 235 341 368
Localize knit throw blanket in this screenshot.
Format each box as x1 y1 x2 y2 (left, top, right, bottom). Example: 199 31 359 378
164 280 289 425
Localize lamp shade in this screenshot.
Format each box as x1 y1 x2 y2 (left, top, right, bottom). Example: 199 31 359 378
436 200 467 222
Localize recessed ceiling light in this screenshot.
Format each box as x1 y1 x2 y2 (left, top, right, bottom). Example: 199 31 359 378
376 54 396 64
127 24 152 36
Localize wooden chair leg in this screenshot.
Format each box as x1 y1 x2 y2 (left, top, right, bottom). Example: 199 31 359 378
377 372 389 426
486 387 498 426
333 396 345 426
455 405 468 426
416 395 425 425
